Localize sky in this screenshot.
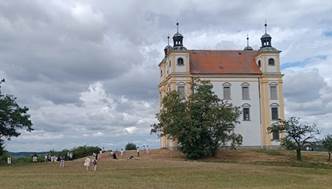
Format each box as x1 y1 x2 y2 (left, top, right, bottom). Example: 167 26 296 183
1 0 332 152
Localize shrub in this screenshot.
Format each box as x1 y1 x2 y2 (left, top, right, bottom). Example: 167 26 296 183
125 143 137 150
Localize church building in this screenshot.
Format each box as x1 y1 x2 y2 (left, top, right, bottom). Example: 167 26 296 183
159 23 285 148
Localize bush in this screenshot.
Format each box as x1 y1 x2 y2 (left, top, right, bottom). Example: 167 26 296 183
125 143 137 150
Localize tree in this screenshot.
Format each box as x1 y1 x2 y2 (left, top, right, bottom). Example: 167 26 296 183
322 135 332 161
151 80 242 159
268 117 319 161
125 143 137 150
0 79 33 155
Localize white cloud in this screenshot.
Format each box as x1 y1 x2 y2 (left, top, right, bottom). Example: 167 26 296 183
1 0 332 151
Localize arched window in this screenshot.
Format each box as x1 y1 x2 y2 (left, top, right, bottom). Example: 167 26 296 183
268 58 275 66
177 82 185 99
242 103 251 121
269 82 278 100
177 57 184 66
270 103 279 121
223 82 231 100
241 83 250 100
258 60 261 67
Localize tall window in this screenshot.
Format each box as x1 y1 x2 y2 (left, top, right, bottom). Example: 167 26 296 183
243 108 250 121
223 83 231 100
271 107 279 120
177 85 185 99
273 130 280 140
258 60 261 67
177 58 184 66
268 58 275 66
270 85 278 100
241 83 250 100
242 103 250 121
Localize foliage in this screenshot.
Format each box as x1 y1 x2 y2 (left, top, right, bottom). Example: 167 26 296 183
71 145 101 159
322 135 332 161
0 79 33 155
268 117 319 161
125 143 137 150
151 80 242 159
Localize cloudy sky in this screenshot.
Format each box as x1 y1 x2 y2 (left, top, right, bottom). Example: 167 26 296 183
1 0 332 152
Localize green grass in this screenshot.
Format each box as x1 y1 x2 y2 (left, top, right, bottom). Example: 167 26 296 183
0 150 331 189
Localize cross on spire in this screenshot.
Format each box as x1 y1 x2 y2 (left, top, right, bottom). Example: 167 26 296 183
176 22 179 33
264 20 267 34
246 34 249 47
167 36 170 45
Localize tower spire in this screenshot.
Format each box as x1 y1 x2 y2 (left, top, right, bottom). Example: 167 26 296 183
167 36 170 46
246 34 249 47
176 22 179 33
264 19 267 34
244 34 253 51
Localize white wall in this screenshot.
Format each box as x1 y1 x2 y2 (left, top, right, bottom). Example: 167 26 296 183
201 77 262 146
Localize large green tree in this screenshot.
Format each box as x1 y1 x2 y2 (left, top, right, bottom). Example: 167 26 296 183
268 117 319 161
322 135 332 161
151 80 242 159
0 79 33 154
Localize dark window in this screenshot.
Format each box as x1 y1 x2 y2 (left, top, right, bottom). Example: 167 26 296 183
177 58 184 66
268 58 275 66
223 86 231 100
242 86 249 100
271 107 278 120
273 130 279 140
243 108 250 121
258 60 261 67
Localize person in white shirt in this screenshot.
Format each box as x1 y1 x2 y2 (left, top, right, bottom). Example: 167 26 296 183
84 157 91 171
136 147 140 157
7 156 11 165
120 148 124 157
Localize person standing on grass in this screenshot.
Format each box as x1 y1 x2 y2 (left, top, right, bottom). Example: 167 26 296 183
137 147 140 157
7 156 11 165
92 159 97 171
84 157 91 171
59 156 65 168
146 145 150 154
120 148 124 157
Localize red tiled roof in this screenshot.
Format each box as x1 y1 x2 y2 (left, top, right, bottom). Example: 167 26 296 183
189 50 261 75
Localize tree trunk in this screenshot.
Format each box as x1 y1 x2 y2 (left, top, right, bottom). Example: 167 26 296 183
296 148 302 161
329 152 331 161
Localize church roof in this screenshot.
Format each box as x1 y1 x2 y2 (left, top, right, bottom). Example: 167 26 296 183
189 50 261 75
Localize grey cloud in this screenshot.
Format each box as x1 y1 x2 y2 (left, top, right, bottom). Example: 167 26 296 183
1 0 332 151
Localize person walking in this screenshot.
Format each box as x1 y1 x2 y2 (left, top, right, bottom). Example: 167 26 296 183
84 157 91 171
137 147 140 157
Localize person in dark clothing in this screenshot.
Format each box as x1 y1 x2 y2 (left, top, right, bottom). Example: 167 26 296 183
112 152 117 159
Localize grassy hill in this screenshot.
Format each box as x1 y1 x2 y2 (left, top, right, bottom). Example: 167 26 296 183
0 149 331 189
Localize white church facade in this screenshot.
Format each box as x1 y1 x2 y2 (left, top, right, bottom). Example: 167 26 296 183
159 23 285 148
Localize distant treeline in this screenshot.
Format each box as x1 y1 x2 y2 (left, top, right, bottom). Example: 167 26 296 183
0 145 101 165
